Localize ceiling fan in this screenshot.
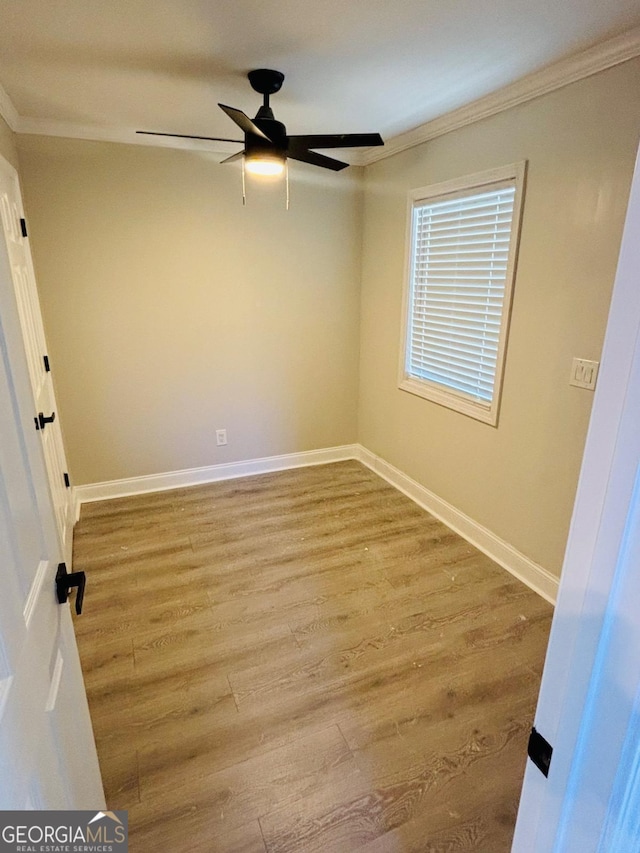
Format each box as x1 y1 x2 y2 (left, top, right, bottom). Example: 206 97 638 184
137 68 384 174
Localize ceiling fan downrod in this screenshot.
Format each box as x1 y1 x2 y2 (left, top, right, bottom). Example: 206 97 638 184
248 69 285 121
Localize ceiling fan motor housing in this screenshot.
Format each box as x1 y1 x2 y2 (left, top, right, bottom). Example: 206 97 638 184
248 115 288 157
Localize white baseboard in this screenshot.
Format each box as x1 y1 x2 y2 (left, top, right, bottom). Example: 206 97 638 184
73 441 558 604
355 445 559 605
73 444 360 513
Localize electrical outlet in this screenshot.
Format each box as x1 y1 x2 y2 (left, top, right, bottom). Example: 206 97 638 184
216 429 227 446
570 358 599 391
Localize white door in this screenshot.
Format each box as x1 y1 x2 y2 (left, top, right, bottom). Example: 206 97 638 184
512 144 640 848
0 156 74 566
0 172 104 809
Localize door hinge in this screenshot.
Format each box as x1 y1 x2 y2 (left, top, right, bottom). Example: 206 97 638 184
43 354 51 372
37 411 56 431
63 472 71 488
20 217 28 238
528 726 553 778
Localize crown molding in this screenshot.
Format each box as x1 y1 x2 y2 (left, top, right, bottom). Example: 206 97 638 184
0 82 19 131
363 25 640 166
16 117 241 155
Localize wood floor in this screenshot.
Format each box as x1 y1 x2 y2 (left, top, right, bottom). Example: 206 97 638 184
72 460 552 853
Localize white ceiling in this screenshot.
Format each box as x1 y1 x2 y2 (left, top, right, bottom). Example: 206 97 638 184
1 0 639 157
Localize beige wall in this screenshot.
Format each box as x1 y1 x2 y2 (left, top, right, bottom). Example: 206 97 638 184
17 137 363 484
358 59 640 575
0 115 19 170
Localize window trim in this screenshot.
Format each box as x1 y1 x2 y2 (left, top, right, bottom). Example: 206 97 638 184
398 161 527 426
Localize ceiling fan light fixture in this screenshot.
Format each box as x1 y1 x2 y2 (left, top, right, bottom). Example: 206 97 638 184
244 151 286 176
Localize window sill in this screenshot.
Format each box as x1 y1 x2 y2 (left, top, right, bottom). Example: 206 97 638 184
398 376 499 426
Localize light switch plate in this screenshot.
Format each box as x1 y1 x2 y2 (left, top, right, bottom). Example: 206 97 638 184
570 357 599 390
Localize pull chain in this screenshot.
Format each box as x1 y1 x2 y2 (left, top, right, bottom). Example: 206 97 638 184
285 160 290 211
241 158 246 206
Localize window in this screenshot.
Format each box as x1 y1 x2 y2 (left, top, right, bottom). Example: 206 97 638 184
399 163 526 425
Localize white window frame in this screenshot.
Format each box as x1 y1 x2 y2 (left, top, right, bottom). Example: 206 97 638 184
398 162 527 426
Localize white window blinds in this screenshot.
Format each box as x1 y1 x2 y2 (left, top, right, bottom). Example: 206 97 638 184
406 182 517 407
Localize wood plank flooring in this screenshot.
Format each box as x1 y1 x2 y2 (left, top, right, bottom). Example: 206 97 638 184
72 460 552 852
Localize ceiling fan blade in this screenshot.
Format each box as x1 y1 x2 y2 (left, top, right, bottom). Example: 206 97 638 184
218 104 271 141
219 151 245 164
136 130 243 143
287 146 348 171
288 133 384 149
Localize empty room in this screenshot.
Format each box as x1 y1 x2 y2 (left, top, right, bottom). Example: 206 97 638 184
1 3 640 852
